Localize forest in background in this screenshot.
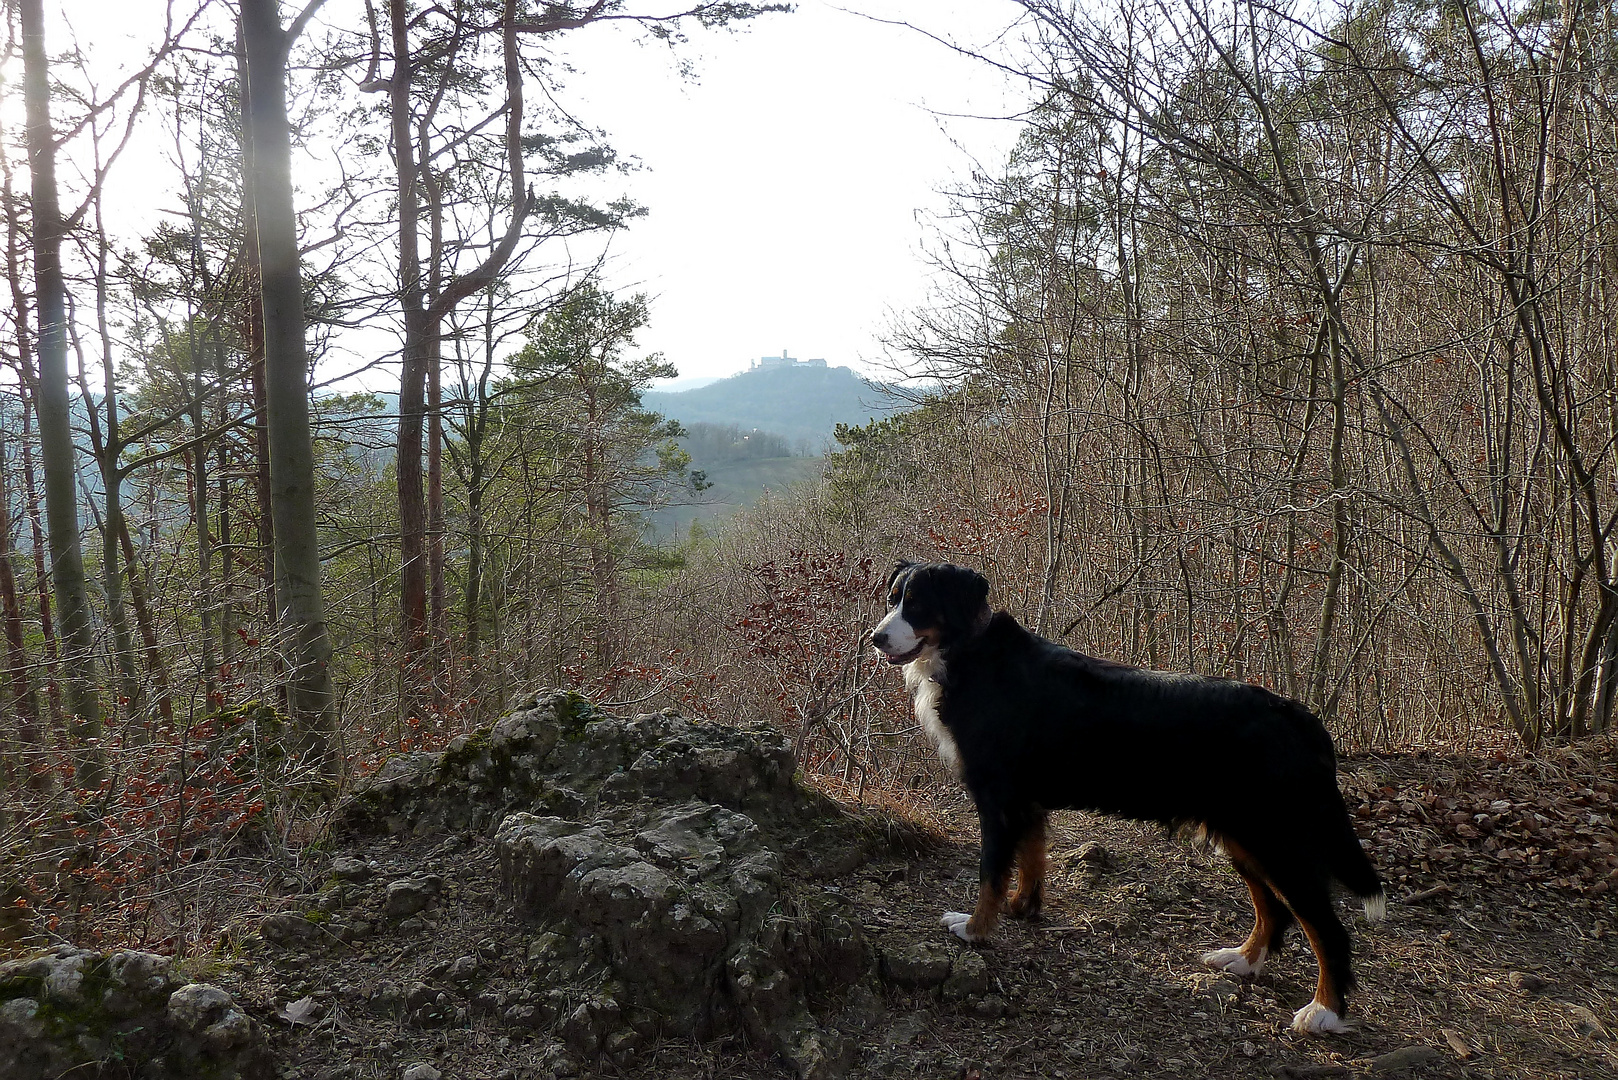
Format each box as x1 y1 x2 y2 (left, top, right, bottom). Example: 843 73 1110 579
2 0 1617 952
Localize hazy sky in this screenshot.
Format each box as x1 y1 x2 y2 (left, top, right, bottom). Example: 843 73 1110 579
27 1 1033 390
522 1 1030 384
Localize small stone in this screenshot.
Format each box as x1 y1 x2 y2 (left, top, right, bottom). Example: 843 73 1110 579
331 856 373 883
526 931 565 963
969 994 1007 1019
0 997 44 1040
563 1002 602 1056
106 950 173 1000
202 1008 256 1052
167 983 235 1032
448 955 480 983
1508 970 1546 992
260 914 319 947
604 1028 641 1055
400 1065 442 1080
41 951 90 1005
385 880 433 919
503 1003 540 1028
1567 1003 1609 1038
880 941 953 989
942 950 990 999
1075 840 1110 864
1367 1045 1443 1073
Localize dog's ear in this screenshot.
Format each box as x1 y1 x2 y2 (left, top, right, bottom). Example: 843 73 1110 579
942 564 990 610
884 560 916 598
935 564 990 634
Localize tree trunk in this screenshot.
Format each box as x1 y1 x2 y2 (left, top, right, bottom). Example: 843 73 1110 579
0 429 48 790
237 114 278 656
19 401 61 735
85 201 144 726
390 0 430 687
116 514 173 726
1 130 63 736
188 316 218 705
387 0 532 703
241 0 337 778
428 325 447 710
213 301 236 676
21 0 104 786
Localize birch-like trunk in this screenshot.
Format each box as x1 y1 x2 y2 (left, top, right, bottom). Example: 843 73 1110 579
241 0 337 778
21 0 103 786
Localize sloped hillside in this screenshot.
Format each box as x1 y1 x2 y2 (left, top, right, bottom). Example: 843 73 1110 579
6 697 1613 1080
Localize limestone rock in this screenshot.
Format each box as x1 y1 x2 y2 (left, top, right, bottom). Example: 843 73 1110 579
330 856 373 883
334 690 887 1070
0 946 270 1080
943 949 990 999
879 940 954 990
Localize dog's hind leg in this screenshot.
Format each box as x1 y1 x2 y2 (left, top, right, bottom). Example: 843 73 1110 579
1202 854 1293 976
1272 872 1357 1034
1006 811 1048 920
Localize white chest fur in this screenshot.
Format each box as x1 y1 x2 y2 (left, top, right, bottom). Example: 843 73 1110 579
904 651 960 775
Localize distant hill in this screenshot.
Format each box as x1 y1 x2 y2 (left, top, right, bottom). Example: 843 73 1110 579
649 455 824 541
641 362 903 451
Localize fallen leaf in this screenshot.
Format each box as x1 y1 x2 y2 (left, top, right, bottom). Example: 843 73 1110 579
276 996 323 1026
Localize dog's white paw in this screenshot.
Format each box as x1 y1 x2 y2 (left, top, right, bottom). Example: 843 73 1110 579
1202 946 1265 976
1291 1000 1353 1035
941 911 980 942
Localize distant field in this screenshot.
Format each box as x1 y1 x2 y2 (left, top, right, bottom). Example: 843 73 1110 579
648 456 823 540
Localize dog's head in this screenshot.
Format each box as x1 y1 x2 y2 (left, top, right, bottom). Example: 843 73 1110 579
869 561 991 665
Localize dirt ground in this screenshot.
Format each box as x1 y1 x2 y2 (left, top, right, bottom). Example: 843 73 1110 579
222 744 1618 1080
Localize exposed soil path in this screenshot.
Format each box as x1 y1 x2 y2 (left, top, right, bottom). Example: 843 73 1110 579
229 742 1616 1080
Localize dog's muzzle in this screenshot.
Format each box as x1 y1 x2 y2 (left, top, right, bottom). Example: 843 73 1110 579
871 632 923 665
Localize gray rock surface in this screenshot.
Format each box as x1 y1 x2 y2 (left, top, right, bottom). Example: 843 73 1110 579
0 945 271 1079
330 692 891 1077
334 692 799 838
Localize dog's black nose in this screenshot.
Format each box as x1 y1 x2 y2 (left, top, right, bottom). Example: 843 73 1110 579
871 631 888 648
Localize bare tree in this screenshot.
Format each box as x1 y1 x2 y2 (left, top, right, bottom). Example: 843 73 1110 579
241 0 337 777
19 0 103 786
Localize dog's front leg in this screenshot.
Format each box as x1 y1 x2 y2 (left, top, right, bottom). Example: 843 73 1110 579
942 803 1016 943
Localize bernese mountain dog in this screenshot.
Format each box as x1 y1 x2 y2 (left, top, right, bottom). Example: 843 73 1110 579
870 561 1385 1034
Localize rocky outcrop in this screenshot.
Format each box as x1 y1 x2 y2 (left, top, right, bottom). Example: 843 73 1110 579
329 692 899 1078
0 945 271 1080
333 692 802 837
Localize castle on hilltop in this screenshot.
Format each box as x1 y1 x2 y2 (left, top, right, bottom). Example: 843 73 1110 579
750 349 827 371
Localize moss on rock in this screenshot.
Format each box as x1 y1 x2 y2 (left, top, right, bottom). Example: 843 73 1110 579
0 946 271 1079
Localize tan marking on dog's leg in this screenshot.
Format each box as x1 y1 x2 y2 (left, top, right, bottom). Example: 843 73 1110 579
1006 819 1047 919
1241 877 1279 964
961 879 1003 941
1290 916 1352 1034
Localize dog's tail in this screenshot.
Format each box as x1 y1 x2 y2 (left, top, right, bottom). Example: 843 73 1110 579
1329 807 1387 922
